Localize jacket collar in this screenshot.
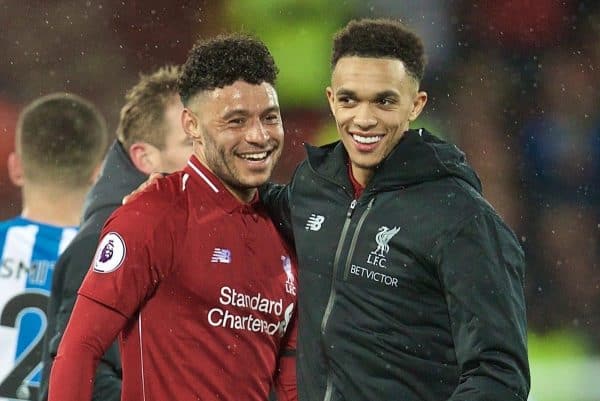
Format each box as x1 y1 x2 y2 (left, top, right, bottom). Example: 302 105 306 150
82 140 148 222
305 128 481 196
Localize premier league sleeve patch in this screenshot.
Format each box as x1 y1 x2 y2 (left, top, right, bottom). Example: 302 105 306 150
93 232 126 273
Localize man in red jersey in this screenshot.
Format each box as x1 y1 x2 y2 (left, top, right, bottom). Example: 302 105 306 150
47 34 297 401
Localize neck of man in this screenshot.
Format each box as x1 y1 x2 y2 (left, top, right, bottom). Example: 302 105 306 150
223 184 257 204
351 163 375 188
20 184 88 226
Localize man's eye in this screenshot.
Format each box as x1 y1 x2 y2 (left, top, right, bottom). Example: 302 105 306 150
229 118 245 125
378 98 395 106
338 96 354 104
265 114 280 123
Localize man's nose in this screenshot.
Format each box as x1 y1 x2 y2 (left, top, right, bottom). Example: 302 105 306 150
353 103 377 129
245 120 269 144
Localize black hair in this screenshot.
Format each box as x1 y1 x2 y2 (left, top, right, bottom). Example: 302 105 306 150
332 19 426 81
179 34 278 104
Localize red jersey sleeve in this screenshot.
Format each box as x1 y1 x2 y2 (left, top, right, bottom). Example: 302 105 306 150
273 306 298 401
48 295 127 401
78 202 177 318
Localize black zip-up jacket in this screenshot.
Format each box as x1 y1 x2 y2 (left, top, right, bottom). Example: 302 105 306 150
39 141 146 401
261 129 530 401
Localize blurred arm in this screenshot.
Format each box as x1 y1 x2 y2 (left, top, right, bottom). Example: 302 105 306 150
259 182 294 244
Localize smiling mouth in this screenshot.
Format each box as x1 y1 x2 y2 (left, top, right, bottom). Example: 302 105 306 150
238 150 272 162
351 134 383 144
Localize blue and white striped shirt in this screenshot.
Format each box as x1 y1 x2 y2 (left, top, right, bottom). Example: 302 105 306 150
0 217 77 400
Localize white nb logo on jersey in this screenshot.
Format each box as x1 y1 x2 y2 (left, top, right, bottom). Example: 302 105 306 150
305 214 325 231
211 248 231 264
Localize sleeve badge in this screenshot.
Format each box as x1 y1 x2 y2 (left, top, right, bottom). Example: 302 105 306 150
93 232 126 273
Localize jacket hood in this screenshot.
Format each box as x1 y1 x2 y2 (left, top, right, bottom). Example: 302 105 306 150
82 140 147 222
305 128 482 195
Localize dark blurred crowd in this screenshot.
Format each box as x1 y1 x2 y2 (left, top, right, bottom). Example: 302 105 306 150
0 0 598 349
432 0 600 348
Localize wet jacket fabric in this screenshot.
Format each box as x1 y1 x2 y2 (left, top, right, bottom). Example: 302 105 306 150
260 129 530 401
39 141 146 401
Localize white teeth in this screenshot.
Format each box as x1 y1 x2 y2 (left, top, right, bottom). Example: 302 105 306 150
240 152 268 160
352 134 382 144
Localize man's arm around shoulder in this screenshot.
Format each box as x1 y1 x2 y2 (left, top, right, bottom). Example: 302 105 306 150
259 182 294 243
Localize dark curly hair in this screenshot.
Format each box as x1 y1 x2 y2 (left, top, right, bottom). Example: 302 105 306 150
331 19 426 82
179 34 278 105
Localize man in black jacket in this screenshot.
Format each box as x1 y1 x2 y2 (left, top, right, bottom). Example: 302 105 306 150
260 19 530 401
38 65 192 401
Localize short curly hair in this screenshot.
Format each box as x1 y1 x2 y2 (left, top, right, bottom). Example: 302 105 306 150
332 19 426 82
179 34 278 105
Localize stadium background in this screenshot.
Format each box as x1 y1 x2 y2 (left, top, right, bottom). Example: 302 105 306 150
0 1 598 400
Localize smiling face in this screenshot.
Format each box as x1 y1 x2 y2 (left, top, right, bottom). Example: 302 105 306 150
326 56 427 186
182 81 284 202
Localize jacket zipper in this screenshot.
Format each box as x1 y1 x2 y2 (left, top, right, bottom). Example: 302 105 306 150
343 197 375 280
321 198 357 334
320 198 357 401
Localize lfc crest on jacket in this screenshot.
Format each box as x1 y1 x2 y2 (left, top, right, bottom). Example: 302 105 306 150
367 226 400 268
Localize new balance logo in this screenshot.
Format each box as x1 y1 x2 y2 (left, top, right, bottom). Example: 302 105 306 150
211 248 231 263
305 214 325 231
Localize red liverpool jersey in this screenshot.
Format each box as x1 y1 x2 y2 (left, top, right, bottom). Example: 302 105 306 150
77 156 298 401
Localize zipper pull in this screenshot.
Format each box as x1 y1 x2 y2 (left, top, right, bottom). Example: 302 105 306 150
347 199 358 218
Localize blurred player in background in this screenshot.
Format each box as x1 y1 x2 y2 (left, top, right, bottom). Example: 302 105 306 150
48 35 297 401
0 93 109 400
39 65 191 401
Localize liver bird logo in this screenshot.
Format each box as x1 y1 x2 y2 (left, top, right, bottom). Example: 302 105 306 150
374 226 400 257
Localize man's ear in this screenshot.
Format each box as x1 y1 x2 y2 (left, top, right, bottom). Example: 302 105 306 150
7 152 24 187
409 91 428 122
128 142 158 175
182 108 202 143
325 87 335 117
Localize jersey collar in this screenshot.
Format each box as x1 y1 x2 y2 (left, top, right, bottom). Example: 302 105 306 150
183 155 259 213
